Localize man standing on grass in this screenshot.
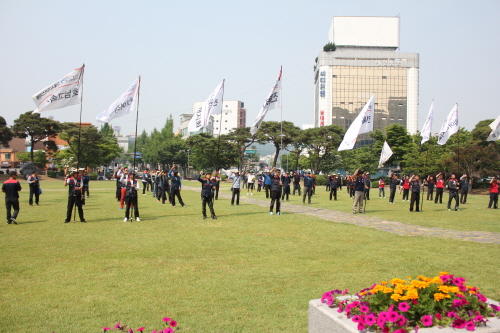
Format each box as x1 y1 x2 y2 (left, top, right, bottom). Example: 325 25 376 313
142 169 150 194
65 170 85 223
389 174 399 204
447 173 460 211
459 174 469 204
409 174 423 212
329 174 339 201
214 171 221 200
198 171 217 219
27 170 40 206
228 171 241 205
269 167 282 215
168 165 185 208
435 173 445 204
352 168 369 214
2 171 22 224
302 171 314 204
488 177 499 209
247 170 255 196
122 171 140 222
292 171 301 196
281 171 291 202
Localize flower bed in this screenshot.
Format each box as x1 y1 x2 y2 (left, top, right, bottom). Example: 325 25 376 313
310 273 500 333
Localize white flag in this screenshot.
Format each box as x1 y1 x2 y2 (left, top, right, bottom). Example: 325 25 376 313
378 141 393 168
250 67 282 135
96 78 140 123
421 101 434 144
437 104 459 145
188 80 225 133
487 115 500 141
338 94 375 151
32 65 84 113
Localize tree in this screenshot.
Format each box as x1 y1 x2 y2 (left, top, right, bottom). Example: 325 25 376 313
0 116 14 147
303 125 344 174
12 112 61 162
17 150 49 169
385 124 411 168
186 133 238 171
323 42 336 52
287 129 310 172
340 147 379 174
256 121 300 167
224 127 256 172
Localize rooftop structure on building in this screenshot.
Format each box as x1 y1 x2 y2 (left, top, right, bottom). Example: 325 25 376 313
314 16 419 144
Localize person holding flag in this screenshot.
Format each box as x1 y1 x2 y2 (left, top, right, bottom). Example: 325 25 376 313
269 167 283 215
198 171 217 219
122 171 141 222
64 169 85 223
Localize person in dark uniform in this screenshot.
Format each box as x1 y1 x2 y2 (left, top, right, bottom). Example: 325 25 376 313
329 174 339 200
27 170 40 206
401 175 410 201
142 169 151 194
426 176 435 201
214 171 221 200
302 171 314 204
82 169 90 199
435 173 445 204
160 170 171 204
409 174 423 212
364 172 371 200
2 171 22 224
281 171 291 201
325 174 331 192
459 174 469 204
122 171 140 222
352 168 369 214
168 166 185 207
65 170 85 223
198 171 217 219
114 168 122 202
269 167 282 215
292 171 301 196
389 174 399 204
447 173 460 211
337 173 343 192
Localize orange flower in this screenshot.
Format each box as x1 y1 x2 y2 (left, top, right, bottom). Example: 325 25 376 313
434 293 447 301
391 293 402 301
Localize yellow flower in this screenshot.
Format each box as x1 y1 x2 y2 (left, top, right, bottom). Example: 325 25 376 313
434 293 447 301
430 277 443 284
394 285 405 294
391 293 402 301
411 280 430 289
380 281 388 285
370 285 385 294
390 278 407 285
383 287 393 293
439 271 449 276
416 275 431 281
438 285 450 293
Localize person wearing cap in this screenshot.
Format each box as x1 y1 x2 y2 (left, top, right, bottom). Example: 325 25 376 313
459 174 469 204
198 171 217 219
122 171 140 222
228 171 241 205
352 168 369 214
447 173 460 211
409 174 423 212
378 177 385 198
363 172 372 200
269 167 282 215
434 173 445 204
2 171 22 224
281 171 291 201
247 170 255 195
292 171 301 196
328 173 339 200
488 177 499 209
64 170 85 223
302 171 314 204
142 169 151 194
27 170 40 206
168 165 185 207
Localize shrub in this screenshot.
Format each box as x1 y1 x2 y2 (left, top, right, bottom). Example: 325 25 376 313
47 170 57 178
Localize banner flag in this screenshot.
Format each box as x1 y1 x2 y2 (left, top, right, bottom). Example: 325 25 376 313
437 104 459 145
338 94 375 151
487 115 500 141
188 80 225 133
378 141 394 168
421 101 434 144
32 65 84 113
96 78 140 123
250 67 282 135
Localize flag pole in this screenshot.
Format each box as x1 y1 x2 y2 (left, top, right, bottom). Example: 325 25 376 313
421 144 430 212
215 80 225 173
132 76 141 172
279 66 283 169
75 63 85 223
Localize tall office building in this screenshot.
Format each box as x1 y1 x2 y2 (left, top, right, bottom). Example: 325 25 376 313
314 16 419 142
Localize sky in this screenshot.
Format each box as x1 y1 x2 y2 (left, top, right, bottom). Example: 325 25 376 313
1 0 499 138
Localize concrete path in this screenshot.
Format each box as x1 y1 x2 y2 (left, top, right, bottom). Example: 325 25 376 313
184 185 500 245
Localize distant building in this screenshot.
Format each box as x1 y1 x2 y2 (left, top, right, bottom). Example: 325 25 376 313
179 100 246 139
314 16 419 143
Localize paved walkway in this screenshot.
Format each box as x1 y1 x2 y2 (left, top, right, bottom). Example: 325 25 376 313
184 185 500 245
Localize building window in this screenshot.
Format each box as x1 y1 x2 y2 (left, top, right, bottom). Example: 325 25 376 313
333 75 337 78
382 76 387 79
216 120 219 122
4 153 11 160
225 120 227 122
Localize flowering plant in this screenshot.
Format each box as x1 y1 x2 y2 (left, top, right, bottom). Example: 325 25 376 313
100 317 179 333
321 272 500 332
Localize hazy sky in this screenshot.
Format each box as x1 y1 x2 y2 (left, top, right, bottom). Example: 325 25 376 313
1 0 499 137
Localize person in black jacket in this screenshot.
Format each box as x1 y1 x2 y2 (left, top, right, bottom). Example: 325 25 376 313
329 174 339 200
269 167 282 215
389 174 399 204
2 171 22 224
281 171 291 201
302 172 314 204
122 172 140 222
198 171 217 219
168 166 185 207
64 170 85 223
459 174 469 204
409 174 423 212
292 171 301 196
447 173 460 211
27 170 40 206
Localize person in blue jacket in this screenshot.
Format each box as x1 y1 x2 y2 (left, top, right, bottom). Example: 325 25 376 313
263 171 272 198
168 165 185 208
302 171 314 204
198 171 217 219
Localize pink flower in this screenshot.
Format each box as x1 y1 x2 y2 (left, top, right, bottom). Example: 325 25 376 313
357 322 366 331
422 315 433 327
393 329 406 333
337 306 343 313
360 305 370 313
162 317 171 322
398 302 410 312
477 294 487 303
387 311 399 322
151 331 157 333
352 315 362 323
137 328 145 332
114 323 121 329
435 313 442 320
397 315 407 327
440 275 450 283
128 328 133 333
163 329 173 333
465 321 476 331
473 315 484 322
414 325 419 333
412 299 419 305
452 319 466 329
102 328 111 332
447 311 457 318
378 312 388 320
169 320 177 328
377 316 387 328
342 289 349 295
364 314 376 326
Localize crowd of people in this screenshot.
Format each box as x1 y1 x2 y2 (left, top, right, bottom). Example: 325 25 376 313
3 167 499 224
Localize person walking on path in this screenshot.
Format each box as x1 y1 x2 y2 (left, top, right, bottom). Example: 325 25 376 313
447 173 460 211
27 170 40 206
2 171 22 224
459 174 469 204
269 167 283 215
352 168 369 214
409 174 423 212
426 176 435 201
168 166 185 208
198 171 217 219
488 177 499 209
65 170 85 223
389 174 399 204
160 170 171 204
229 171 241 205
122 171 140 222
435 173 445 204
378 177 385 198
302 171 314 204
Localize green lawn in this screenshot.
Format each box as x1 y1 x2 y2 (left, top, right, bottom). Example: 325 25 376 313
1 179 499 332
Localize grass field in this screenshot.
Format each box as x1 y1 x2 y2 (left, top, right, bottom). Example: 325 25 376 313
1 178 499 332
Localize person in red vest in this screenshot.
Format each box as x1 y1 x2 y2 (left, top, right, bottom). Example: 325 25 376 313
2 171 22 224
488 177 499 209
401 176 410 201
434 173 445 204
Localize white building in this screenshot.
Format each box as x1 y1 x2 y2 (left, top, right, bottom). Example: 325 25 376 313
314 16 419 141
179 100 246 138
